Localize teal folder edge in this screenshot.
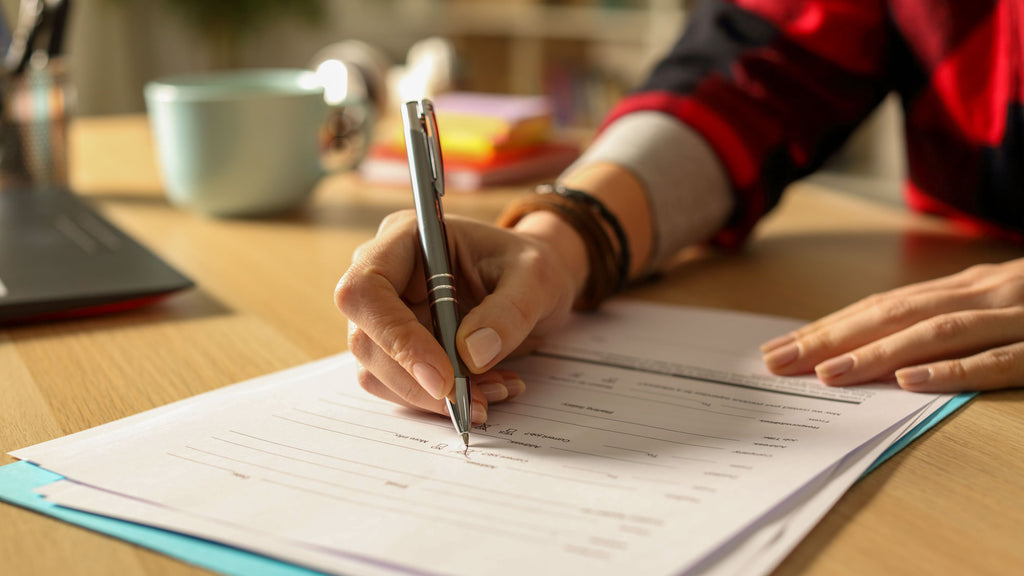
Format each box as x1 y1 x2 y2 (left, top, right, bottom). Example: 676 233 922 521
0 462 328 576
862 391 975 476
0 392 975 576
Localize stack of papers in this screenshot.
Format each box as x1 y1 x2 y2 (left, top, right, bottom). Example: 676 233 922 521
3 301 966 575
360 92 579 190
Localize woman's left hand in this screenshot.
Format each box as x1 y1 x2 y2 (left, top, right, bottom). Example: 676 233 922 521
760 258 1024 392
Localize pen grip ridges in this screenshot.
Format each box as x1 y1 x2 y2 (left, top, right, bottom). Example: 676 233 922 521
426 273 457 307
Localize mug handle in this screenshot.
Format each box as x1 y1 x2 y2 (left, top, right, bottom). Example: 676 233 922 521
319 97 374 173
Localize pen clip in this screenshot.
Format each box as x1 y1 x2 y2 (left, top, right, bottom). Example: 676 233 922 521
419 99 445 197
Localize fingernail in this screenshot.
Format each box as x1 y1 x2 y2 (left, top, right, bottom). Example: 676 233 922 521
761 333 796 353
465 327 502 369
479 382 509 403
413 363 447 399
471 401 487 424
896 366 932 388
763 344 799 369
504 378 526 398
816 355 855 380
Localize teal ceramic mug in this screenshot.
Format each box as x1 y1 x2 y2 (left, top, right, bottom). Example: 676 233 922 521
145 68 334 217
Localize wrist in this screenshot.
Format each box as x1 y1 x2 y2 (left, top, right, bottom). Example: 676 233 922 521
559 162 651 279
512 210 589 303
496 184 628 310
494 164 649 311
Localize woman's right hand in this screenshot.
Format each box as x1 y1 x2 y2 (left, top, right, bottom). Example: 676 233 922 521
334 209 587 422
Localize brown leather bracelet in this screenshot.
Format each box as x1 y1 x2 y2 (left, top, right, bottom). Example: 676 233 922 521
496 185 627 310
537 183 631 290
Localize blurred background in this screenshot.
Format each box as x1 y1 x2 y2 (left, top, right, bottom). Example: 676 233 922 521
0 0 905 203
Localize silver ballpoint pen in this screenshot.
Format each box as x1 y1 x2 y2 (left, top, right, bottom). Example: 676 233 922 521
402 99 472 447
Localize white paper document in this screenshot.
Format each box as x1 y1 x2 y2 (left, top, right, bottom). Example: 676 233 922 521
12 301 952 576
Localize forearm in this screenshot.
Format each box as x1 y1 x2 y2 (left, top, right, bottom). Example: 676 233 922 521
559 112 734 276
508 112 734 309
509 162 649 309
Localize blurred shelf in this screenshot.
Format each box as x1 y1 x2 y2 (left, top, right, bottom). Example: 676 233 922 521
337 0 690 124
432 1 686 44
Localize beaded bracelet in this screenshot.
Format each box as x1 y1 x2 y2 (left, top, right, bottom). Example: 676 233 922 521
496 183 631 310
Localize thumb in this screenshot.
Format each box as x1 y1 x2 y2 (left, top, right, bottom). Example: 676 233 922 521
457 270 573 373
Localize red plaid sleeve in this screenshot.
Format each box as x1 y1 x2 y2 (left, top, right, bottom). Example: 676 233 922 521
603 0 891 247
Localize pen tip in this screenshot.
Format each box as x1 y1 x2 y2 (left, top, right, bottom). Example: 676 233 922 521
461 432 469 447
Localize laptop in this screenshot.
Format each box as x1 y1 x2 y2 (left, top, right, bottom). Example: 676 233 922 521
0 187 193 324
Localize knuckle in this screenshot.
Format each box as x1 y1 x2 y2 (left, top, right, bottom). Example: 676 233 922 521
377 209 416 233
962 262 998 280
983 347 1020 376
390 374 422 403
347 326 375 358
500 290 534 331
945 359 969 382
791 323 823 342
334 257 373 312
989 275 1024 306
348 241 375 268
335 264 390 315
378 316 428 369
860 292 887 309
926 313 972 340
798 320 851 354
855 342 888 365
333 274 356 311
867 294 916 326
802 330 838 354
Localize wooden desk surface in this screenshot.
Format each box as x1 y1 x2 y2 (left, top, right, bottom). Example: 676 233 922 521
2 116 1022 575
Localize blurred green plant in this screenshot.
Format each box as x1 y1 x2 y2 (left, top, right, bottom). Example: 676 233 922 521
114 0 325 68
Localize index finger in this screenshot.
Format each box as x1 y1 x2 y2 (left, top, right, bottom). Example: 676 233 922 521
335 213 455 400
760 270 986 354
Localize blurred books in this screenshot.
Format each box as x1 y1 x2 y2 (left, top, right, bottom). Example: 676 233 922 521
360 92 579 191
